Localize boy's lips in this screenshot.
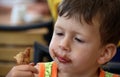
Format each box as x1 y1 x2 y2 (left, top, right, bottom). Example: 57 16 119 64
56 55 71 63
53 50 71 63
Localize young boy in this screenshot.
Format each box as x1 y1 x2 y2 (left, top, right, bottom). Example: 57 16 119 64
6 0 120 77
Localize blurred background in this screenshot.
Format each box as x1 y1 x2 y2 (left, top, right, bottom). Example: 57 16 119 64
0 0 53 77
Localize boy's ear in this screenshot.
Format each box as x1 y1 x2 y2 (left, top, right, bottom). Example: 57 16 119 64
97 44 117 64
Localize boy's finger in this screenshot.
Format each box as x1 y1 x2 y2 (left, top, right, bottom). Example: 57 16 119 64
13 65 38 74
29 62 35 66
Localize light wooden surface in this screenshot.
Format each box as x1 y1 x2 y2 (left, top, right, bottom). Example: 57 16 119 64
0 28 48 45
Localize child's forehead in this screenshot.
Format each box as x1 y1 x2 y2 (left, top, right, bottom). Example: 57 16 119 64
55 16 100 34
57 15 100 28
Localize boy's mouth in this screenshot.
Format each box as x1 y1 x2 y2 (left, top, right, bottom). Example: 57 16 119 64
57 56 71 63
52 49 72 63
54 52 71 63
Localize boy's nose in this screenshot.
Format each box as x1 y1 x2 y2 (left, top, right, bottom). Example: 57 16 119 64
59 37 70 51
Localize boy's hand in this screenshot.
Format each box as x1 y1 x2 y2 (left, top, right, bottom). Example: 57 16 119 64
6 64 38 77
6 48 39 77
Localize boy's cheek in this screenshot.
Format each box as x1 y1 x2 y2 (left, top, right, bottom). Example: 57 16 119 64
49 41 55 53
49 40 54 50
49 46 55 60
50 37 58 47
49 39 58 58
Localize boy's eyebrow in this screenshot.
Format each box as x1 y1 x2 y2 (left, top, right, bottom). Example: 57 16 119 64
54 25 64 30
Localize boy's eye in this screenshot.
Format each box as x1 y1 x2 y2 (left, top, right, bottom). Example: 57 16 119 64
74 37 84 43
56 32 64 36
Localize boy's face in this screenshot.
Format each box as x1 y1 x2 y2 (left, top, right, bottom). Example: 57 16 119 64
49 16 104 74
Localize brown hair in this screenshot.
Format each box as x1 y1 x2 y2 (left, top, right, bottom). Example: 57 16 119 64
58 0 120 46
